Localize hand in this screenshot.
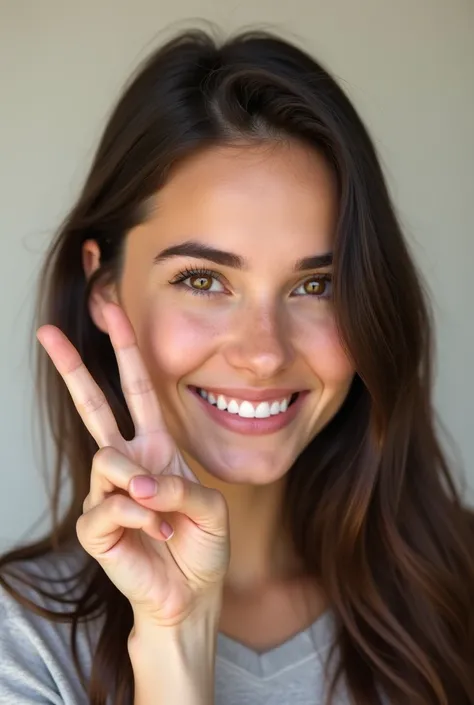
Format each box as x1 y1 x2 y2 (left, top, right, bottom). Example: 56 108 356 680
37 302 230 627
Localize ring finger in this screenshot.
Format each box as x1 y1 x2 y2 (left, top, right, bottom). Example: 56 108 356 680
85 445 151 511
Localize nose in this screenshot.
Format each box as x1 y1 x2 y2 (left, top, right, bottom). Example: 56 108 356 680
223 304 295 380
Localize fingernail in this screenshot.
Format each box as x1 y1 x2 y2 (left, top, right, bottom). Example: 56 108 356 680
160 521 174 540
130 475 157 498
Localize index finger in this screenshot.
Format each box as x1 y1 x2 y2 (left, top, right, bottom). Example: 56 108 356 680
37 325 122 449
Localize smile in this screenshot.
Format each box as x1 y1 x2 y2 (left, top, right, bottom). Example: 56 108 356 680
188 386 307 436
196 388 298 418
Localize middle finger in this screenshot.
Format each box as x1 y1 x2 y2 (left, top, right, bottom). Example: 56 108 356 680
103 303 167 437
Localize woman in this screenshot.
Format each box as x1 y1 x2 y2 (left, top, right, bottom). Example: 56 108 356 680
0 26 473 705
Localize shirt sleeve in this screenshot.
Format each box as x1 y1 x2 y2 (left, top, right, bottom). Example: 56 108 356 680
0 596 67 705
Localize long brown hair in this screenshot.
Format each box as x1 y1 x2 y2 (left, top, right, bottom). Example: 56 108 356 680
1 25 473 705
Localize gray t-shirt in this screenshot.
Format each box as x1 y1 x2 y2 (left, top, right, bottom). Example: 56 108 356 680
0 549 355 704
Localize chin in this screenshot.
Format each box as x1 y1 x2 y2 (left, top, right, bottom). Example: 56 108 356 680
188 445 299 486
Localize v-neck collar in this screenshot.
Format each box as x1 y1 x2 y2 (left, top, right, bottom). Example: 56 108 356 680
216 608 335 678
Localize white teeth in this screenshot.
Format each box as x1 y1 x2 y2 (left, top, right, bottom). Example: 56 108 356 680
255 402 271 418
197 388 295 418
217 394 227 410
227 399 239 414
238 401 255 418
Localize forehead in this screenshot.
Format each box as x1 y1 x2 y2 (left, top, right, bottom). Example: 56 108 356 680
142 140 337 261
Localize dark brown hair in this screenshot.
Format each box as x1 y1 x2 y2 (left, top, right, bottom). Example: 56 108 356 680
1 25 473 705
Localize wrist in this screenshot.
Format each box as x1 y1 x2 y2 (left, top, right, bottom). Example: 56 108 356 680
129 585 223 641
128 593 222 705
128 601 222 660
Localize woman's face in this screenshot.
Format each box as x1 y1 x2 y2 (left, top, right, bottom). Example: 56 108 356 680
92 140 355 484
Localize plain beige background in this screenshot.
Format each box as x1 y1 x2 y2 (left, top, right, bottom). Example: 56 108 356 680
0 0 473 550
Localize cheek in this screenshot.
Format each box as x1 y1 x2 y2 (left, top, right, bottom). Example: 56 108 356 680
296 311 354 384
140 304 224 381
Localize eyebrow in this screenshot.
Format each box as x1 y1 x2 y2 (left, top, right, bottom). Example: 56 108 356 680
153 240 333 271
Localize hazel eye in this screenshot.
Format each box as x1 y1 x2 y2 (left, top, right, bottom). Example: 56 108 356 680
169 268 226 296
304 279 326 295
293 275 332 298
185 274 225 293
189 274 213 290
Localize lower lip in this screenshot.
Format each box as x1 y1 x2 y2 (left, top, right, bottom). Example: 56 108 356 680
188 387 309 436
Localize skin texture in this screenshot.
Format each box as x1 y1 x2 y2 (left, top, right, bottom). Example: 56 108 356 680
84 139 355 614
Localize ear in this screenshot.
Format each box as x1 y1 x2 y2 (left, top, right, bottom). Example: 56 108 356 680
82 239 119 334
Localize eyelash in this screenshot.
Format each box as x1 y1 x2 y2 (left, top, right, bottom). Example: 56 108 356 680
168 267 333 300
168 268 222 297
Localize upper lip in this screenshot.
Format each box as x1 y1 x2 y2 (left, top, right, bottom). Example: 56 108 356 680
191 386 303 402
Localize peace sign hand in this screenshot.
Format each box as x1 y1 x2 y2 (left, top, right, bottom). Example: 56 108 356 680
37 303 230 628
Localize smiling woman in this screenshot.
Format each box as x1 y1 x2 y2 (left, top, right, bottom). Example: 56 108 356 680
0 25 473 705
85 140 351 487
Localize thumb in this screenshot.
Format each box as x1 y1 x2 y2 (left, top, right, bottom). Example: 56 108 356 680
129 474 229 536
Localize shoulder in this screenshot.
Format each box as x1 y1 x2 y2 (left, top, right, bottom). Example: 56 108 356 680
0 546 100 705
0 542 101 647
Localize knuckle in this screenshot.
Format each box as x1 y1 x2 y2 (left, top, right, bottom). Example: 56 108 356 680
209 488 228 518
76 494 129 550
90 446 116 481
121 376 154 396
107 493 128 515
164 474 185 503
78 393 108 415
75 514 88 544
92 445 116 467
82 494 91 514
141 510 156 531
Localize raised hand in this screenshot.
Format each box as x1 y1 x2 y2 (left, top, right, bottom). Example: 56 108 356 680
37 302 230 627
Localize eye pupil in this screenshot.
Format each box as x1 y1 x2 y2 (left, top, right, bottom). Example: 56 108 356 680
191 275 211 290
305 279 325 295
